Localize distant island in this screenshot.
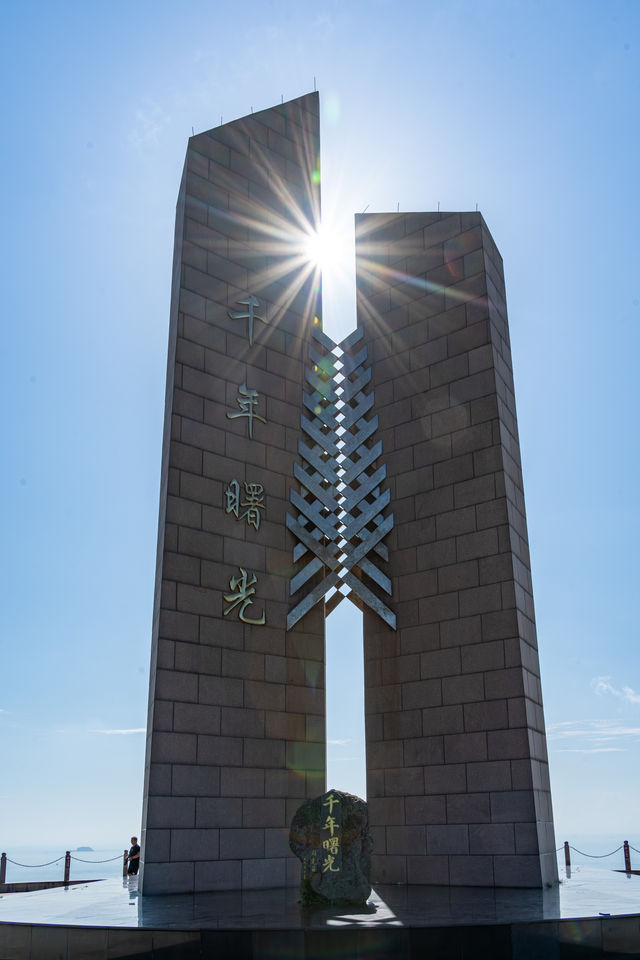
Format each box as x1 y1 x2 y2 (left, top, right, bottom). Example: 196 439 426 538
75 846 94 852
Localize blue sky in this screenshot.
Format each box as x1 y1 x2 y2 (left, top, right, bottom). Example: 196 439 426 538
1 0 638 850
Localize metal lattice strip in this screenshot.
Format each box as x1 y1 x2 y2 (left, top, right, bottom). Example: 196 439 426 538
287 324 396 631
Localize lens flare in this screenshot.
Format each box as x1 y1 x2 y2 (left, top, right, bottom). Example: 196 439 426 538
303 222 350 274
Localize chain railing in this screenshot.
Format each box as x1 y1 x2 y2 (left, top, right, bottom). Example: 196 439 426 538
558 840 637 872
1 841 638 886
69 854 124 864
0 850 128 885
5 855 66 868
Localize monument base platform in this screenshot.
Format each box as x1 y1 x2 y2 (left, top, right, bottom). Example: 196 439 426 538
0 867 638 958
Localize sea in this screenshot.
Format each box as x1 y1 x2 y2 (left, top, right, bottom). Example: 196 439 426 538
3 835 639 885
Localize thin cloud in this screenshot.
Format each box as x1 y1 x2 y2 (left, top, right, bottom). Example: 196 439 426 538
129 103 170 149
327 738 352 746
313 14 334 30
91 728 145 735
547 719 640 753
592 676 640 704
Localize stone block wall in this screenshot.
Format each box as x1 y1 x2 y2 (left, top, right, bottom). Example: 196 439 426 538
357 212 557 887
140 93 325 894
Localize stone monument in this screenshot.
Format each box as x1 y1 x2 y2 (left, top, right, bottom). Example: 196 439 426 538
140 92 557 894
289 789 373 905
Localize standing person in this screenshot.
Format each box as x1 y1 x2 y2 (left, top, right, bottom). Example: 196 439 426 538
126 836 141 876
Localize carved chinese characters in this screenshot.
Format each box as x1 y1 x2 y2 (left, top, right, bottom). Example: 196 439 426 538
224 480 264 531
320 792 342 874
223 568 266 625
222 298 268 624
226 383 266 440
228 295 268 346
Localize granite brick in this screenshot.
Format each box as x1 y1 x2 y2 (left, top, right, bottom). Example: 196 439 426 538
407 855 449 884
457 528 499 561
469 823 515 855
440 615 482 647
178 527 223 562
286 741 324 770
420 648 461 678
436 507 477 540
484 667 525 699
384 766 425 796
467 761 512 792
449 855 495 886
386 825 426 856
463 699 509 732
264 827 292 858
147 796 195 829
244 679 285 711
447 792 491 825
368 738 403 769
493 855 541 886
159 610 199 642
197 735 242 766
367 797 406 825
434 454 474 487
487 727 531 760
444 732 487 764
442 673 484 705
421 704 464 736
174 641 221 675
424 763 467 794
427 824 469 855
196 797 242 828
404 736 444 766
481 609 519 641
148 763 171 794
491 790 536 822
418 592 458 624
515 822 539 855
199 676 243 708
171 828 219 861
242 798 285 828
402 677 442 710
265 710 306 741
405 794 447 825
220 707 265 738
174 702 221 735
219 829 264 859
383 708 422 739
264 768 307 798
152 732 197 764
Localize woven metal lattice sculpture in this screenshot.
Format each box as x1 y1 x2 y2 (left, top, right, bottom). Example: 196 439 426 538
287 324 395 630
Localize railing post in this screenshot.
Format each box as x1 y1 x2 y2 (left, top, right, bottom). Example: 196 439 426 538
0 852 6 885
564 842 571 869
624 840 631 873
123 849 128 877
64 851 71 884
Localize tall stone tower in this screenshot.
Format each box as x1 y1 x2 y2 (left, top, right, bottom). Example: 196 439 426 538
141 93 325 894
141 94 556 894
356 212 556 887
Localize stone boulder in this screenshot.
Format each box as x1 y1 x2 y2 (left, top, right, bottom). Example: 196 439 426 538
289 789 373 905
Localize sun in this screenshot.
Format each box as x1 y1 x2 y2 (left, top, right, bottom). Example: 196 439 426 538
303 221 350 273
